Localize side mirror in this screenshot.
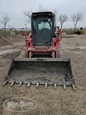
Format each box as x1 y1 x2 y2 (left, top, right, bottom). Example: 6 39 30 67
53 34 56 38
30 34 32 38
53 34 59 38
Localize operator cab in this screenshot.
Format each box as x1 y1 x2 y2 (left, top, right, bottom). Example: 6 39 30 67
31 12 55 46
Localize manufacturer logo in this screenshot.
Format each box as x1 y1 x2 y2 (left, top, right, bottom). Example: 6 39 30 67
3 97 37 112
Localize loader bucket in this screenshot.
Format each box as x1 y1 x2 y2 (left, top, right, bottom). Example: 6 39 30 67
4 58 75 89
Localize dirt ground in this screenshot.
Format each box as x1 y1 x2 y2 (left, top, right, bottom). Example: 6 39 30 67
0 34 86 115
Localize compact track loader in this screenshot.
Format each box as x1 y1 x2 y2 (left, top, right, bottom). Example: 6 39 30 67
4 12 75 89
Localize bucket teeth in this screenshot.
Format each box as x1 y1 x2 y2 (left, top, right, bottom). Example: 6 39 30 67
3 79 76 90
72 84 76 90
11 80 15 86
27 82 31 87
54 83 57 89
19 82 23 87
45 83 48 89
4 80 8 86
63 84 66 89
36 82 39 88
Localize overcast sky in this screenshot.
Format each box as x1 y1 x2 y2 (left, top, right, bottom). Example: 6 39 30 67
0 0 86 28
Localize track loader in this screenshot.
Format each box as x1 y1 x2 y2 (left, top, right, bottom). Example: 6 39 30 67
4 12 75 89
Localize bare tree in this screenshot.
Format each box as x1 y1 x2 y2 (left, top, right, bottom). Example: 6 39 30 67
58 14 68 29
71 12 83 31
38 5 47 12
0 15 10 31
24 5 47 23
24 9 32 23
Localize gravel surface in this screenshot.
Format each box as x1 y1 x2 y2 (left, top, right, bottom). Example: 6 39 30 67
0 35 86 115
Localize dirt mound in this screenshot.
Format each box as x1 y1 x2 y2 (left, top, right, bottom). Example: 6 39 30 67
0 49 21 59
0 34 24 46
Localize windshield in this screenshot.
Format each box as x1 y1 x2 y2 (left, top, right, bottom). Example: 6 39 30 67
32 17 53 46
33 18 52 31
